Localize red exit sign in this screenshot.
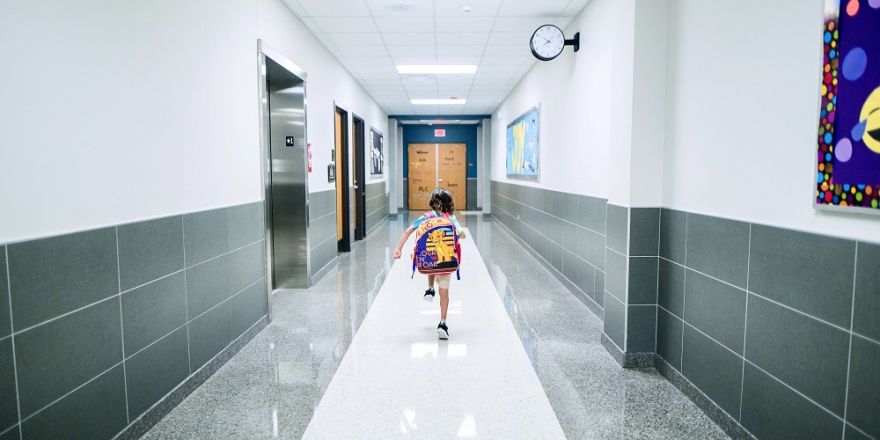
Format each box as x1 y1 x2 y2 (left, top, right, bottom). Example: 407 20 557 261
434 129 446 137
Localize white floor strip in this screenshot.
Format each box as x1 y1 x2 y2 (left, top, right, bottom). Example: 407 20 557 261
302 230 566 439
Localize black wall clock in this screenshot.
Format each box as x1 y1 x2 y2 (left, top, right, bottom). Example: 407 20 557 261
530 24 579 61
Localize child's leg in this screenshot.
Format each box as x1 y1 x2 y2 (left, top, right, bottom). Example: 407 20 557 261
439 287 449 321
427 275 435 289
437 275 451 321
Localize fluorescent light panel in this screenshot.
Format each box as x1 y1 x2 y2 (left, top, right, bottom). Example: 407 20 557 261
411 98 467 105
396 65 477 74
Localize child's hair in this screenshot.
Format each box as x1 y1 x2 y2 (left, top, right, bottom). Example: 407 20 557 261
429 188 455 214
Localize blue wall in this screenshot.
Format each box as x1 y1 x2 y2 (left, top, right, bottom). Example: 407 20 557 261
402 125 478 178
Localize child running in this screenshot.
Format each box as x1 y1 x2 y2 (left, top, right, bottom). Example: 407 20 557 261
393 188 466 339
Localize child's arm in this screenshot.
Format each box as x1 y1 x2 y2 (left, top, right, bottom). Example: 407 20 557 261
393 227 415 259
450 216 466 239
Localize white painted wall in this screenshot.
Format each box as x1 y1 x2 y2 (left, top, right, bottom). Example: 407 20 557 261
663 0 880 240
0 0 387 243
491 0 616 199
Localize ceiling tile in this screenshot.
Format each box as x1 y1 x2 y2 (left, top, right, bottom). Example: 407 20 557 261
382 32 435 45
438 87 470 97
488 32 531 45
435 45 485 57
434 0 502 16
497 0 570 16
297 0 372 16
492 17 556 33
483 45 529 57
366 0 433 16
346 55 394 67
480 55 532 66
338 45 389 57
327 32 385 46
391 56 438 65
435 56 482 65
374 16 434 33
387 45 436 58
435 16 495 33
436 75 474 85
435 33 489 46
312 17 378 33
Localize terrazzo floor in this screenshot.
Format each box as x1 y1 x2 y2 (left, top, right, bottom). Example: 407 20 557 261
142 213 728 439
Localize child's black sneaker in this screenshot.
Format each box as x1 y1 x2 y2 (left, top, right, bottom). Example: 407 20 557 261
437 322 449 339
423 288 435 302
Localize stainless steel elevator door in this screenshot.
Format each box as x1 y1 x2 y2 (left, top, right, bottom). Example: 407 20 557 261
266 58 308 289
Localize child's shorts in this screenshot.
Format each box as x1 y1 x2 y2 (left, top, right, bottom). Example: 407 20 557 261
434 274 452 289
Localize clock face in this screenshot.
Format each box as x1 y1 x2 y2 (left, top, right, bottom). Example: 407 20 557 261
530 25 565 61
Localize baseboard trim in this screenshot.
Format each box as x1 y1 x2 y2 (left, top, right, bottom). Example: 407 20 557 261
113 315 270 439
654 355 757 440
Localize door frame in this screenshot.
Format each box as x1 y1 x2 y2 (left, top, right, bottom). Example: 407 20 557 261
257 40 311 310
335 105 352 252
352 114 367 241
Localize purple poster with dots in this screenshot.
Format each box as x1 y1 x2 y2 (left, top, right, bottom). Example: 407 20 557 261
816 0 880 211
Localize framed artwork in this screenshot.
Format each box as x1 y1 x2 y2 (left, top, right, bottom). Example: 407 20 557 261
506 106 540 181
370 128 383 176
816 0 880 213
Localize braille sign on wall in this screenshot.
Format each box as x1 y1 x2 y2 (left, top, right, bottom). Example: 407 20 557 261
285 136 295 147
434 129 446 137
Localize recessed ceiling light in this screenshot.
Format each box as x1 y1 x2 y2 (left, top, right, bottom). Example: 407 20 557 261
411 98 467 105
397 65 478 74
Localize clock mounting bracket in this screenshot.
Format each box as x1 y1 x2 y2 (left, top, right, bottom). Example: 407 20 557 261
565 32 580 52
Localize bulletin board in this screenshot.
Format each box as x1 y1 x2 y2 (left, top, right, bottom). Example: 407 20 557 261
815 0 880 213
506 106 540 181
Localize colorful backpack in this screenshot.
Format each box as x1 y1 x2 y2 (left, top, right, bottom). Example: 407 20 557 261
411 212 462 279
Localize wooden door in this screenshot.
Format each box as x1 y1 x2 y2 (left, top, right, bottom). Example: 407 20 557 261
408 143 437 211
438 143 467 211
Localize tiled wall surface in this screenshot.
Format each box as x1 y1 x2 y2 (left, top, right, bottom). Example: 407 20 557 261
365 182 389 234
490 181 607 311
0 202 269 440
656 208 880 439
603 205 660 357
308 189 337 280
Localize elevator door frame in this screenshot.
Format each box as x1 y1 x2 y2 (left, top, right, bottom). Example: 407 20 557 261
257 40 311 311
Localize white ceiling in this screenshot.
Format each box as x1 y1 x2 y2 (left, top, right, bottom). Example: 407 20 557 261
281 0 590 115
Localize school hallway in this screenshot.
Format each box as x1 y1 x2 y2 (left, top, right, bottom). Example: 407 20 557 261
141 213 725 439
4 0 880 439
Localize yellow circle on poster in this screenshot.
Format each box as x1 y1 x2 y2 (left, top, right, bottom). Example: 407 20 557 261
860 87 880 153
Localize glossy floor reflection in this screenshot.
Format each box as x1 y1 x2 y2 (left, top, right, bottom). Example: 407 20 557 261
143 213 728 439
301 222 565 439
470 215 729 440
143 217 408 439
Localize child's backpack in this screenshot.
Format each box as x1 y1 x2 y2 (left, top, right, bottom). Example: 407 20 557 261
411 212 462 279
